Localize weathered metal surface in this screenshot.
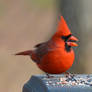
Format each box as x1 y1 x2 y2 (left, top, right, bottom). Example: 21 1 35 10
23 74 92 92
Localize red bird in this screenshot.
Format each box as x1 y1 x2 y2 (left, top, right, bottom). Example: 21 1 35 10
15 16 78 74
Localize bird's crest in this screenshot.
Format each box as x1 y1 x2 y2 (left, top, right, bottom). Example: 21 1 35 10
56 16 71 36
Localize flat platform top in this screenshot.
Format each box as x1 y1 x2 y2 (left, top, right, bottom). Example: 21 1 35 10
23 74 92 92
34 74 92 87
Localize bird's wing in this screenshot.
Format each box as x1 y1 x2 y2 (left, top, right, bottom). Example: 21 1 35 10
34 42 45 48
32 41 54 63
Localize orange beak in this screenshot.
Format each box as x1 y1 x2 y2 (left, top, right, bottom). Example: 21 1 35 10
67 36 78 47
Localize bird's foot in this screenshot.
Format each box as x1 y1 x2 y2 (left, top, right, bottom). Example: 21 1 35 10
64 72 77 82
64 72 75 79
46 73 54 78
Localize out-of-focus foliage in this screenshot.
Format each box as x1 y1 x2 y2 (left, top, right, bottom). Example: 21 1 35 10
25 0 55 9
27 0 54 8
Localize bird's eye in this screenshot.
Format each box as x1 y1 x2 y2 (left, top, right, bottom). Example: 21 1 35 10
61 36 66 39
61 34 72 42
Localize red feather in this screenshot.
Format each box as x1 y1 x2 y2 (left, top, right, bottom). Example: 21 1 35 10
15 16 78 74
15 50 32 56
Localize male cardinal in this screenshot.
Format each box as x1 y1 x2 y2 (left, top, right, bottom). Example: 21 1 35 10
15 16 78 74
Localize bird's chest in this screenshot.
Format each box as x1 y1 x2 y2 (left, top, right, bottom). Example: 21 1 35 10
37 48 75 73
42 48 74 63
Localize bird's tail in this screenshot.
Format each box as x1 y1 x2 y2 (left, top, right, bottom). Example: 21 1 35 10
15 50 33 56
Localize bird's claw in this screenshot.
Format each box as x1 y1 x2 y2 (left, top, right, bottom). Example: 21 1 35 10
64 72 75 79
46 73 54 78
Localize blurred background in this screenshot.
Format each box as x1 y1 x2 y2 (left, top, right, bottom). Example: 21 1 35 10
0 0 92 92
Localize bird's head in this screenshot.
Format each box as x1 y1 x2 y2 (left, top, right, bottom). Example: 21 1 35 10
52 16 78 50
